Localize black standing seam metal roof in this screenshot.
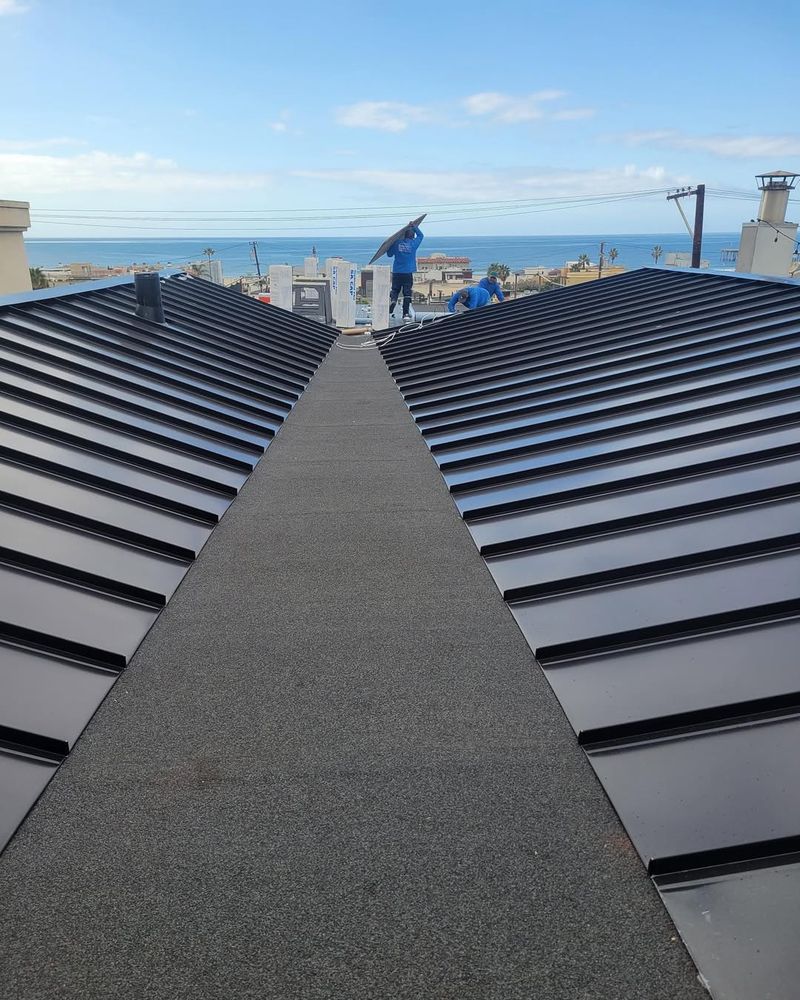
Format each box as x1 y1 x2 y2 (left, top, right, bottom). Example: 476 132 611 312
0 273 335 853
377 267 800 1000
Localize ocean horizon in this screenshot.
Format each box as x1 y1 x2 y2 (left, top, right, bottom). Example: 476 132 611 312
24 232 742 277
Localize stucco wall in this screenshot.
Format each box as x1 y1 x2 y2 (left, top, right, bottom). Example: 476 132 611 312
0 201 32 295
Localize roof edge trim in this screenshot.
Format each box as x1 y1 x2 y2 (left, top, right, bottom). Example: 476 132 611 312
0 268 186 309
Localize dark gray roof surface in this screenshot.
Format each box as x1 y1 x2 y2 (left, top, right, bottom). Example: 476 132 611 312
0 334 706 1000
378 267 800 1000
0 274 334 851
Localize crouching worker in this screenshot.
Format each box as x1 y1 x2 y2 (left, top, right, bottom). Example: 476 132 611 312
448 285 491 313
479 271 505 302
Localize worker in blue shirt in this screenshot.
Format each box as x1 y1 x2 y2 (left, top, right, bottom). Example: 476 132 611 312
448 285 491 313
478 271 505 302
386 222 424 320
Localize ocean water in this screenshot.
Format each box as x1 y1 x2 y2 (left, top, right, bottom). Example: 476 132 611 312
24 233 741 276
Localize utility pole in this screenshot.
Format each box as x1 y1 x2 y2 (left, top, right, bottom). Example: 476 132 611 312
666 185 705 268
250 240 262 277
598 241 605 280
692 184 705 269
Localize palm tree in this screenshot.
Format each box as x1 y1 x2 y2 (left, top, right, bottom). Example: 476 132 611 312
608 247 619 267
29 267 49 290
577 253 591 271
487 261 511 282
202 247 216 278
651 245 663 265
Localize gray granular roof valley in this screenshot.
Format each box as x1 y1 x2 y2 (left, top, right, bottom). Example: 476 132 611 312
0 341 706 1000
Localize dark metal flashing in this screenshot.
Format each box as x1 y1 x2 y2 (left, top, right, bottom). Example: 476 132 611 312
0 273 140 308
664 263 800 288
0 275 335 852
377 268 800 1000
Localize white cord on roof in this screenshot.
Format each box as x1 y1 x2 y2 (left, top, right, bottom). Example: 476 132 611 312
334 312 454 350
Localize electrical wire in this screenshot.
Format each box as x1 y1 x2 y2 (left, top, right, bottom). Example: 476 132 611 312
756 218 800 250
30 188 673 218
334 312 455 349
30 189 676 234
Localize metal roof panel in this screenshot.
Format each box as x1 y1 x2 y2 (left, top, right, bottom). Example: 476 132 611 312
377 268 800 997
0 273 335 852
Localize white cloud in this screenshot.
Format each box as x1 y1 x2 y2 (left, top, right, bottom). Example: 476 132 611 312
0 149 272 196
294 164 685 205
267 109 301 135
552 108 595 121
463 90 568 122
337 92 594 131
0 0 28 14
335 101 434 132
0 137 85 152
621 129 800 159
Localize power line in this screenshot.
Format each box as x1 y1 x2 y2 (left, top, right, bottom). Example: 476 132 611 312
30 191 670 226
30 188 673 216
30 191 676 235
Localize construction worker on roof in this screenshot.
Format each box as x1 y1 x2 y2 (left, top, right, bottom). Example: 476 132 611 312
479 271 505 302
387 221 424 321
448 285 491 313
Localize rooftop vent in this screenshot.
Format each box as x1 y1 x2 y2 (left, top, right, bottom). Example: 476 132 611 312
134 271 165 324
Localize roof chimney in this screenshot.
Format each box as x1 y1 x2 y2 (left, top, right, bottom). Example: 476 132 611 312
756 170 798 224
736 169 799 277
134 271 165 324
0 200 33 295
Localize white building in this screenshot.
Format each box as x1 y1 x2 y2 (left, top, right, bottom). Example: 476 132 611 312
196 259 224 285
415 252 472 283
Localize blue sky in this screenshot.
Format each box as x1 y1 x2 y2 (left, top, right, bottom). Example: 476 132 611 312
1 0 798 237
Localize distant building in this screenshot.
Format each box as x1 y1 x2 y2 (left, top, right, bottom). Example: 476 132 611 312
664 252 710 269
42 262 133 285
559 263 626 286
195 259 224 285
41 266 73 285
415 252 472 283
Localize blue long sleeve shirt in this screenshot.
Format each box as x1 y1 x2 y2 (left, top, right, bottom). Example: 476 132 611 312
386 226 423 273
478 276 505 301
448 286 491 312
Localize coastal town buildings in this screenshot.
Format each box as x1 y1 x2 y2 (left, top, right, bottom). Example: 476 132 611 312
41 262 135 285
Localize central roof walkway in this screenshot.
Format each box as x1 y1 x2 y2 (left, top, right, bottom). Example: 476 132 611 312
0 341 704 999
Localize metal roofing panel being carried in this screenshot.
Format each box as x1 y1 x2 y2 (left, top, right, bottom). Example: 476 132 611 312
376 267 800 1000
0 273 335 853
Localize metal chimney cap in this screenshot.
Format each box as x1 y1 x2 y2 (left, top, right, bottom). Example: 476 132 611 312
756 170 799 190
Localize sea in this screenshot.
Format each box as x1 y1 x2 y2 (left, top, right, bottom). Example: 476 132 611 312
24 233 741 277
